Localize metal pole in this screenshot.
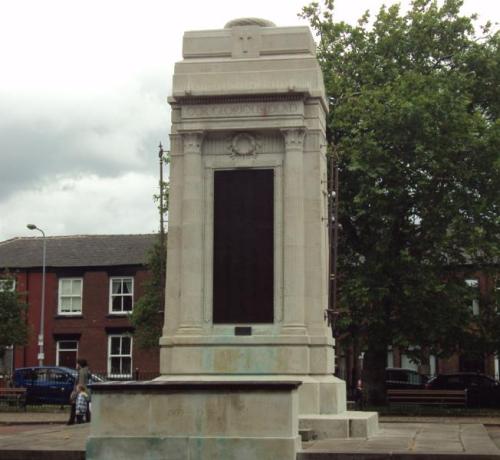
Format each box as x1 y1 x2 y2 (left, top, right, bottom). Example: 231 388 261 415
40 230 46 366
27 224 46 366
158 143 166 316
326 150 339 333
328 153 334 322
159 143 165 248
332 157 339 316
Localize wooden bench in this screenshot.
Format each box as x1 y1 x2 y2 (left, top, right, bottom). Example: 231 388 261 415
0 388 27 408
387 389 467 407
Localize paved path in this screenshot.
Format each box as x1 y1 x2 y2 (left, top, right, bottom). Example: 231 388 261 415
300 422 500 458
0 418 499 459
0 423 87 460
381 416 500 425
0 411 68 425
3 411 500 426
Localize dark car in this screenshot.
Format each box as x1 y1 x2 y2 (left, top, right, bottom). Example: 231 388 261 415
385 367 428 389
425 372 500 407
13 366 103 405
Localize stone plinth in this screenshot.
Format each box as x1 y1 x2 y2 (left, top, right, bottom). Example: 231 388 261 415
156 19 378 441
86 380 301 460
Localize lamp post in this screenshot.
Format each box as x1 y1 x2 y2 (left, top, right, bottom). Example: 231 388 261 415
158 143 166 254
27 224 46 366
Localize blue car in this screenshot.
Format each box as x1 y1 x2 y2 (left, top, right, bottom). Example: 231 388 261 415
13 366 103 405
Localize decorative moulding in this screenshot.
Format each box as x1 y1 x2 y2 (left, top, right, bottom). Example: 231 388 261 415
227 133 261 157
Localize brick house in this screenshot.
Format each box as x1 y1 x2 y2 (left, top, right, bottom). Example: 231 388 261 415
0 234 159 379
336 269 499 393
395 270 499 378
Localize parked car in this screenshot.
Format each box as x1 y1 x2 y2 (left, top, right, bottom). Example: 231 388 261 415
13 366 104 405
385 367 428 389
425 372 500 407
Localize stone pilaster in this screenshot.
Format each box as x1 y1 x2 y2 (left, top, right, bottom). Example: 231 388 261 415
162 133 183 336
281 128 307 335
178 131 205 335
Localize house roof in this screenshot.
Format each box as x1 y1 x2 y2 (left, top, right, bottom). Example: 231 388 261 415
0 234 157 269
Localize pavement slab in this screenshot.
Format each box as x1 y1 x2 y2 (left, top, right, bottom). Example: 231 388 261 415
0 423 88 451
0 411 68 425
301 423 500 458
0 418 499 459
380 416 500 425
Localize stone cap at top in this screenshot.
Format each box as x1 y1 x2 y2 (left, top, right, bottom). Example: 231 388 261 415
224 18 276 28
182 18 316 59
173 18 325 102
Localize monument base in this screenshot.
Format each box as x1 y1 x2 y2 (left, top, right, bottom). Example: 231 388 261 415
154 375 378 440
86 380 301 460
87 436 299 460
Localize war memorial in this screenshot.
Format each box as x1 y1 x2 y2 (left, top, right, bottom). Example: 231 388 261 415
85 18 378 460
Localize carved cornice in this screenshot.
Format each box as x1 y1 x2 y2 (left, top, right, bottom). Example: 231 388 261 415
281 128 306 149
203 131 283 156
178 94 305 106
182 131 204 154
169 134 183 156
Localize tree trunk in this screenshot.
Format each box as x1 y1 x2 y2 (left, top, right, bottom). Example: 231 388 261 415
362 345 387 405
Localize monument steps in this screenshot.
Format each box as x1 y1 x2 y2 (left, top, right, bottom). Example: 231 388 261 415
300 411 379 440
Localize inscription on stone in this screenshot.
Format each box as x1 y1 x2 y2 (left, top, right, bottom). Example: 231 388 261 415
182 101 302 119
235 326 252 336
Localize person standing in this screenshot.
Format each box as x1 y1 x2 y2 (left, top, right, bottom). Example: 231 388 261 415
67 358 90 425
76 358 89 388
75 384 89 424
76 359 91 422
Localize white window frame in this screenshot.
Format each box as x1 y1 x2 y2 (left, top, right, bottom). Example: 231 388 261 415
465 278 479 316
0 278 16 292
109 277 134 314
401 353 419 371
58 278 83 315
429 354 437 377
387 347 394 368
56 340 79 366
107 335 133 378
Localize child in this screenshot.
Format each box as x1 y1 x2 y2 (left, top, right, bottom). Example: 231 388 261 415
75 384 89 424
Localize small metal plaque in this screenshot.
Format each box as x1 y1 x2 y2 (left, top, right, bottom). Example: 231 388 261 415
235 326 252 336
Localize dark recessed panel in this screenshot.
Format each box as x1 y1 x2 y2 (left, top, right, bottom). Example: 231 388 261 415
213 169 274 324
234 326 252 336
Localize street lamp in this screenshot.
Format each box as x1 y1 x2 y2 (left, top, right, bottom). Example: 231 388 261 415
27 224 46 366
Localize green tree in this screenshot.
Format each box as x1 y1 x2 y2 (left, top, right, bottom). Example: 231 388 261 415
302 0 500 402
0 275 29 370
130 239 166 349
130 149 169 349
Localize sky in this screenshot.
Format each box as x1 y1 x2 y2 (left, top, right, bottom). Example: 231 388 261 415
0 0 498 241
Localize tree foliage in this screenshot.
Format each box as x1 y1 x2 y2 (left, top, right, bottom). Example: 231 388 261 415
0 274 29 361
130 154 169 349
130 239 165 349
302 0 500 401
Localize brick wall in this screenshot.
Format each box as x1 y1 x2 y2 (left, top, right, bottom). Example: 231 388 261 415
10 265 160 376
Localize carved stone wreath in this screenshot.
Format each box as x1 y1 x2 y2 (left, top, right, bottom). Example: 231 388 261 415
228 133 259 157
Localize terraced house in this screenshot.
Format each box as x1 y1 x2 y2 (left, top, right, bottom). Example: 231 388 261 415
0 234 159 379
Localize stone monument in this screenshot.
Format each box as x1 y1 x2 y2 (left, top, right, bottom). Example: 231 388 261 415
86 18 377 460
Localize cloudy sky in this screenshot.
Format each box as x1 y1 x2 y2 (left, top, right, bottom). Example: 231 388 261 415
1 0 497 241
